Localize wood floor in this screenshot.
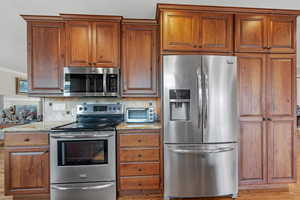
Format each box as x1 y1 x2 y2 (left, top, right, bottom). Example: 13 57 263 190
1 137 300 200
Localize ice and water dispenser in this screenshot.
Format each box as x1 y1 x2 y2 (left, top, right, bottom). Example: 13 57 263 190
169 89 191 121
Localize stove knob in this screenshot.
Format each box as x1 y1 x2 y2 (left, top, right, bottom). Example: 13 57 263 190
79 107 83 111
84 107 87 111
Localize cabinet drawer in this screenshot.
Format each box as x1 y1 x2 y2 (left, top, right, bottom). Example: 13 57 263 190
120 162 160 176
119 134 159 147
120 149 159 162
5 133 49 147
120 176 160 190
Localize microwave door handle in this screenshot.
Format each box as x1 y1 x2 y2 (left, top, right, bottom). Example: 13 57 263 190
103 72 107 94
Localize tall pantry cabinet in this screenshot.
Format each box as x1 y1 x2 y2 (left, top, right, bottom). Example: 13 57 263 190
157 4 299 189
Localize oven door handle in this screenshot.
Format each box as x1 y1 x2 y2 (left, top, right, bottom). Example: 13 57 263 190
50 134 114 139
168 147 234 154
51 183 115 191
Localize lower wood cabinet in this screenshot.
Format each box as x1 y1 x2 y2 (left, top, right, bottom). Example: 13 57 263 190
117 129 162 194
4 132 49 196
238 53 296 187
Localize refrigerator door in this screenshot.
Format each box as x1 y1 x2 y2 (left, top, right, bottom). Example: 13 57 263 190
202 56 238 143
164 143 238 198
163 55 203 144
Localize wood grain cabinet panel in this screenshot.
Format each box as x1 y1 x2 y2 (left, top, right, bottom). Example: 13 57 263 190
27 21 65 94
66 21 91 67
268 120 296 183
120 148 159 162
239 121 267 185
119 134 159 147
268 16 296 53
237 54 266 117
120 163 160 176
161 11 233 52
199 13 233 51
162 11 199 51
236 14 296 53
93 22 120 67
122 22 158 97
5 147 49 195
119 176 160 190
235 15 268 52
65 18 120 68
267 54 295 117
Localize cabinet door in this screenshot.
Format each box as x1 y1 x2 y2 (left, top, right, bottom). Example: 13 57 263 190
66 21 92 66
92 22 120 67
28 22 65 94
267 54 295 117
239 120 267 185
198 13 233 52
237 54 267 185
162 11 199 51
5 147 49 195
235 15 268 52
268 15 296 53
268 120 296 183
122 24 158 97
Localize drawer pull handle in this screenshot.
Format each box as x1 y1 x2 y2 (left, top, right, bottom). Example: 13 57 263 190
138 139 142 143
24 138 30 142
138 154 142 158
138 168 142 172
138 183 142 186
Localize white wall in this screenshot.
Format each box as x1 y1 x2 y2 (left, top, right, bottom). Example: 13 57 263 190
0 67 26 96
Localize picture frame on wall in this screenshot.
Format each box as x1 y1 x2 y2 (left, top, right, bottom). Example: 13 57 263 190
15 78 28 95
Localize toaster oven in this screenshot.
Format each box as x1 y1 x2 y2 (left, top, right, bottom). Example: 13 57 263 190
125 107 155 123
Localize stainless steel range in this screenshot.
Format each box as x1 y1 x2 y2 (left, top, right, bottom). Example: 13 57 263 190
50 103 123 200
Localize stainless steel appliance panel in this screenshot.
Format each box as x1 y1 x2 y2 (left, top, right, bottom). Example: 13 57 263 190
202 56 238 143
164 143 238 198
51 182 116 200
163 55 203 144
50 132 116 184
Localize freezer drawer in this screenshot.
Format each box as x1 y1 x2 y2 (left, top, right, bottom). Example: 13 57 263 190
164 143 238 198
51 182 116 200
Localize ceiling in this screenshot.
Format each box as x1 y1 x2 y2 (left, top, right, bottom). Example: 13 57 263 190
1 0 300 73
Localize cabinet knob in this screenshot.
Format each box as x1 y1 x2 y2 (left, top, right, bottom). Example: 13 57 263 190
24 138 30 142
138 139 142 143
193 45 197 48
138 154 142 158
267 118 272 121
198 45 202 48
138 168 142 172
88 62 92 66
138 183 142 186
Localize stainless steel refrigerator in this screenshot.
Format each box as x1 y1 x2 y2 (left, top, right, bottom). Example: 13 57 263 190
163 55 239 200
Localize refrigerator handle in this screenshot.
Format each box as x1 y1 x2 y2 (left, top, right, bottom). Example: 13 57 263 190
197 68 202 129
203 65 208 129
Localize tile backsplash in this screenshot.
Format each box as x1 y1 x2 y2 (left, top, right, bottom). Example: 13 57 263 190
43 97 158 122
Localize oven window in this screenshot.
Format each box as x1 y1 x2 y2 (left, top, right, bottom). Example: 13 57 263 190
57 140 108 166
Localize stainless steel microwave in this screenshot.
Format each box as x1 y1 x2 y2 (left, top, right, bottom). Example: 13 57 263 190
125 107 155 123
63 67 120 97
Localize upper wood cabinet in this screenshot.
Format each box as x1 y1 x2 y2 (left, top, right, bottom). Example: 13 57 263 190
161 11 233 52
122 20 159 97
235 14 296 53
63 14 121 67
22 16 65 95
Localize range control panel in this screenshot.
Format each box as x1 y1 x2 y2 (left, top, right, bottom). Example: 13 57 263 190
77 103 123 115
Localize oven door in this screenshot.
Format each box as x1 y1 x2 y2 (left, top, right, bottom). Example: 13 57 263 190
51 182 116 200
50 132 115 183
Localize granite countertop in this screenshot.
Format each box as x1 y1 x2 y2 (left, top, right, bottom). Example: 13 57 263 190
1 121 72 133
116 122 161 130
